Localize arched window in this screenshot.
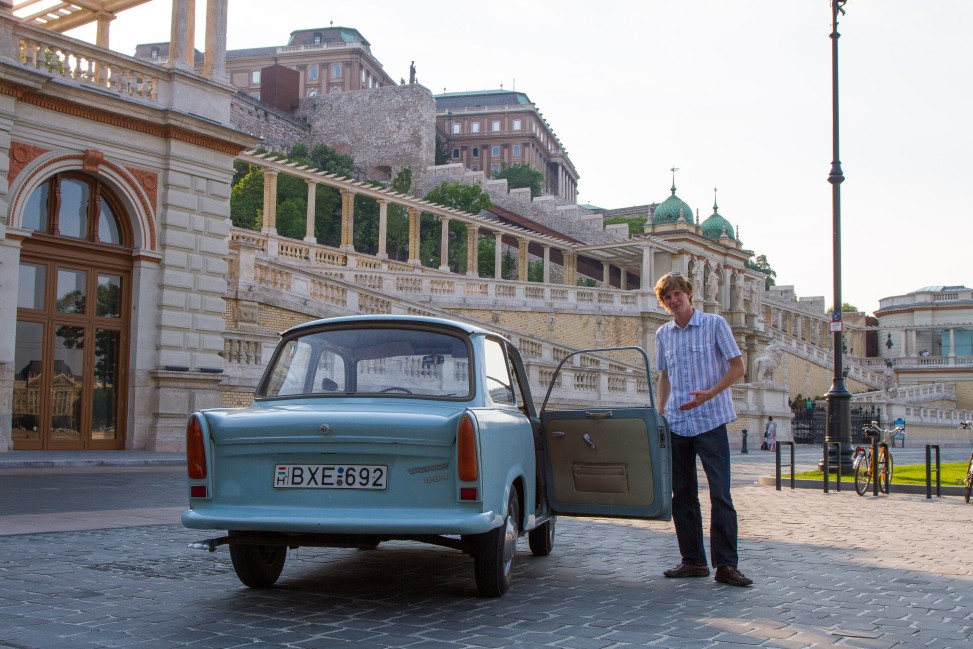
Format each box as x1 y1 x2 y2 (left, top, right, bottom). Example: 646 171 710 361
22 173 128 247
331 63 341 78
452 148 460 159
491 145 500 157
472 147 479 159
513 144 522 156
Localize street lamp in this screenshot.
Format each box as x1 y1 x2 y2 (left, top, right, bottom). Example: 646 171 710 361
822 0 852 471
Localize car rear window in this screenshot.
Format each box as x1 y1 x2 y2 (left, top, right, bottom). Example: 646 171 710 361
259 327 472 399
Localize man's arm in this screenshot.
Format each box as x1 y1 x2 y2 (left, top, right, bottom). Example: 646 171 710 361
656 370 670 417
679 356 745 411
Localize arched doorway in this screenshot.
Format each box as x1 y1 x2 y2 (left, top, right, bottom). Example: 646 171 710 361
13 172 133 450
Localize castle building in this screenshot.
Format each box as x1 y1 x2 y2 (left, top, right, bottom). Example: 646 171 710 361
435 90 579 204
135 26 397 105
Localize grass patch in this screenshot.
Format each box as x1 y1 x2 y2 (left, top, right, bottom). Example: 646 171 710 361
792 462 969 486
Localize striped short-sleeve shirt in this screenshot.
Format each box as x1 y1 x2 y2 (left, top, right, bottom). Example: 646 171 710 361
656 309 741 437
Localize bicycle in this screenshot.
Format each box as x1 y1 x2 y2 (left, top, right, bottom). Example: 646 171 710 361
960 421 973 503
853 421 900 496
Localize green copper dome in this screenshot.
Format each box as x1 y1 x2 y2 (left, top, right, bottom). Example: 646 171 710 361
700 191 735 240
701 210 735 240
653 183 694 225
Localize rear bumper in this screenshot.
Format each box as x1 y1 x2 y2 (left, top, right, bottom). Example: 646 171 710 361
182 506 499 536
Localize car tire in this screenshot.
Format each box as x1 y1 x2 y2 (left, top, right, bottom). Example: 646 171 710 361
474 488 519 597
228 535 287 588
528 516 556 557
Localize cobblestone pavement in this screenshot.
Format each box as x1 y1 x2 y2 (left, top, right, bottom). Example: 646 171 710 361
0 447 971 648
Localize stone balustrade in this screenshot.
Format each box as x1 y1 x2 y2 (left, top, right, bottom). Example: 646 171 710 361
14 22 161 104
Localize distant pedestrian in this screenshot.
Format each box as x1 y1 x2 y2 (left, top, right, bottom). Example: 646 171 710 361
765 416 777 451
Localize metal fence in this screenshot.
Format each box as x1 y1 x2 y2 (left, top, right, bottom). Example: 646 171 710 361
791 404 883 445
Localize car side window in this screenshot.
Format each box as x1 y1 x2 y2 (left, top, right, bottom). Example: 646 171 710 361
483 338 517 406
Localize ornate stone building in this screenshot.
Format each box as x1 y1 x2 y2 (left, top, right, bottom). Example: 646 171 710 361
435 90 579 203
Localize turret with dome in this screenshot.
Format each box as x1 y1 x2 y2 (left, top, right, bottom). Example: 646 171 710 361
700 189 736 241
652 169 694 225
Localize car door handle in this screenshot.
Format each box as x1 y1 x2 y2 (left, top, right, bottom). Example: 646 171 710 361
582 433 596 449
585 411 613 418
551 431 566 438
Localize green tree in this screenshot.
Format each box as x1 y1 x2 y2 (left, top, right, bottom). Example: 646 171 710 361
424 181 492 214
745 253 777 289
492 163 544 198
603 215 647 236
229 166 263 230
435 136 450 165
826 303 859 314
386 168 413 261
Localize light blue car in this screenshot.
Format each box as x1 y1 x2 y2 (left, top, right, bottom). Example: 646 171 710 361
184 315 671 597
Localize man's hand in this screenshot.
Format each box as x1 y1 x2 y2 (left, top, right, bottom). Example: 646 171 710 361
678 389 711 410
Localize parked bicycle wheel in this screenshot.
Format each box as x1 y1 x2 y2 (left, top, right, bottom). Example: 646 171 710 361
854 447 873 496
965 453 973 504
878 448 892 494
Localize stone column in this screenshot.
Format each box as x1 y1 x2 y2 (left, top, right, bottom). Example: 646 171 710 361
620 269 628 290
167 0 193 70
339 189 355 251
94 11 113 48
946 329 954 357
439 217 450 271
203 0 229 83
517 239 528 282
542 245 551 283
261 169 277 234
377 200 389 259
602 263 610 288
466 225 479 277
303 180 316 243
494 232 502 279
563 251 576 286
641 245 654 291
408 207 420 265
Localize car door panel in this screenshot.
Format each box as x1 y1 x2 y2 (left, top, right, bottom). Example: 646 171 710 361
541 407 671 519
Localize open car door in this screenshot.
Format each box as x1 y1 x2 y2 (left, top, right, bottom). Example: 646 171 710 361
538 347 671 520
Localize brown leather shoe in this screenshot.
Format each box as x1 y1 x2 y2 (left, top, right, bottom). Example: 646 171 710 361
715 565 753 587
663 562 710 578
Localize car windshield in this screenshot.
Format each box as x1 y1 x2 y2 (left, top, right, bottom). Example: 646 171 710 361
259 326 472 399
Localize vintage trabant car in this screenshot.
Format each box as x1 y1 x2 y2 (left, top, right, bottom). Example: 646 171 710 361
184 315 671 596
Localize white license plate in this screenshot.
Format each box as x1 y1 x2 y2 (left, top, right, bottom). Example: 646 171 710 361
274 464 388 490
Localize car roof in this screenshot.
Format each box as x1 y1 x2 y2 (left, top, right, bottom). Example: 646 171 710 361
283 314 495 338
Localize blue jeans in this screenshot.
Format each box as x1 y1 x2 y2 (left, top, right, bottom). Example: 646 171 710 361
670 424 739 568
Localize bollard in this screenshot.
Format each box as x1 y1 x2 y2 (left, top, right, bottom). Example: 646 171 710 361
741 429 748 454
775 441 795 491
823 441 842 493
925 444 941 499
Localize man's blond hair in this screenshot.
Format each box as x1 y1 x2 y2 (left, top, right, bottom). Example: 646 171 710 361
654 272 694 308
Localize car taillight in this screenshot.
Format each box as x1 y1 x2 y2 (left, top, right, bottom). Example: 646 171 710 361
457 413 478 482
186 415 207 479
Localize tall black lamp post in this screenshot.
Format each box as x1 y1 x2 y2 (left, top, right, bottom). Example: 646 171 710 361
822 0 852 470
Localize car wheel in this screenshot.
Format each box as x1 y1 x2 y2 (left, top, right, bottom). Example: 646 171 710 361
474 488 519 597
228 535 287 588
528 516 556 557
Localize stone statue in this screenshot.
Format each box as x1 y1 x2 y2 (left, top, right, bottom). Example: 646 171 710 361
754 342 783 383
691 264 704 298
706 273 719 302
883 364 898 398
409 61 416 84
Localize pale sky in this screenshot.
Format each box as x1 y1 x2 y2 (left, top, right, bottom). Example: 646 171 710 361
59 0 972 315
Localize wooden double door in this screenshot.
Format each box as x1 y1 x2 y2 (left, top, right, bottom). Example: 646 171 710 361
14 239 131 450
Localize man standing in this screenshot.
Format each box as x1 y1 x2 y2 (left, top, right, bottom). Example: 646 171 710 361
654 271 751 587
